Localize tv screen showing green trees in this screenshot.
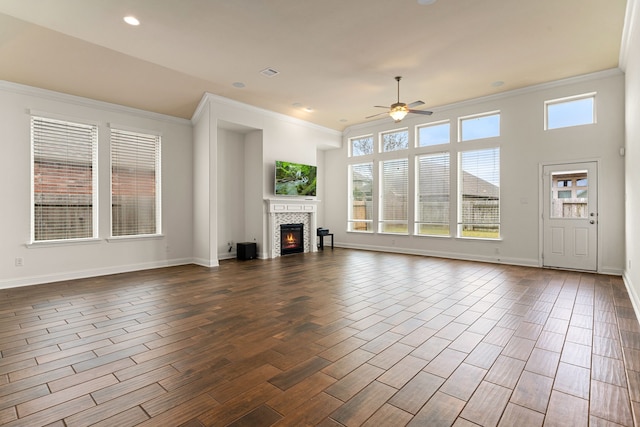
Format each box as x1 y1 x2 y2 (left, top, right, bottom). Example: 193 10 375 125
275 161 317 196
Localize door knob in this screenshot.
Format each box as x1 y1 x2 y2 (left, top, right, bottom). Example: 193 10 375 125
590 220 595 224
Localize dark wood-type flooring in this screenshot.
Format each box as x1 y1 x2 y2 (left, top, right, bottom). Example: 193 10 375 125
1 249 639 426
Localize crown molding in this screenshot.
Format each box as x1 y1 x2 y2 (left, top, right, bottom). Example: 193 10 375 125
191 92 342 138
619 0 638 71
0 80 192 126
343 68 624 136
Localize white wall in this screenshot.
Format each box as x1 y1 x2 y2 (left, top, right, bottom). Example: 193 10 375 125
0 82 193 288
217 128 246 259
325 70 625 273
191 93 341 262
624 0 640 312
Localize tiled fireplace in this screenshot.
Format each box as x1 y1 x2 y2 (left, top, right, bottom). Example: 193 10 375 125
264 199 318 258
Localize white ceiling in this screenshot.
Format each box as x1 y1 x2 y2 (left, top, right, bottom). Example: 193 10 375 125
0 0 628 131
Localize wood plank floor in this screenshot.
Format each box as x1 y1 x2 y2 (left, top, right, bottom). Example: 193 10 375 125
1 248 639 426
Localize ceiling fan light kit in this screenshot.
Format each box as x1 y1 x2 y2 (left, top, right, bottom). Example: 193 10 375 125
390 104 409 122
369 76 433 122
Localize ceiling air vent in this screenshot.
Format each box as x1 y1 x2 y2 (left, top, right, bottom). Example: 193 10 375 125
260 67 280 77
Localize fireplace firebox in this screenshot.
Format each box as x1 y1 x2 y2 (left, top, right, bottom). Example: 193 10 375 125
280 223 304 255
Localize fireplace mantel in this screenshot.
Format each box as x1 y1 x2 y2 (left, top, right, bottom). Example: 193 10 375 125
264 198 319 258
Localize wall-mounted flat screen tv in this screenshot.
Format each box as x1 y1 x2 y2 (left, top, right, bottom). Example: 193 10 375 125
275 160 317 197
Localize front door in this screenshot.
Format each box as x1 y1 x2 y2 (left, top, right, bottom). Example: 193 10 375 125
542 162 598 271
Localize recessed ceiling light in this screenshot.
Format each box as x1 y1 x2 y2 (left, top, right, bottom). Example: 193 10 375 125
340 119 348 122
304 107 313 113
491 81 505 87
292 102 302 108
417 0 437 5
123 16 140 26
232 82 246 88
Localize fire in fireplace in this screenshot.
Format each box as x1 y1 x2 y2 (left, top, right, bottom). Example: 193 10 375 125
280 223 304 255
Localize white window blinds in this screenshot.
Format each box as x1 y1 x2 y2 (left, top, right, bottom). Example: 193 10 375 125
380 158 408 233
416 153 450 236
459 148 500 238
110 128 161 237
31 116 97 242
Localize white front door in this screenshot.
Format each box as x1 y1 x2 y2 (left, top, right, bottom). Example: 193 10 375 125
542 162 598 271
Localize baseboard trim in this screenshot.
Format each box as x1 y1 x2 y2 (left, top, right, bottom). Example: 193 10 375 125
0 258 194 290
335 243 539 268
623 271 640 323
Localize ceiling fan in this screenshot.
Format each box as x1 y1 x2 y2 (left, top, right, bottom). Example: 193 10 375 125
366 76 433 122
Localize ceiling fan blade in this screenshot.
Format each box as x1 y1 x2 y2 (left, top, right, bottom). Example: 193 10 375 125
373 105 390 109
366 112 388 119
408 100 425 108
409 109 433 116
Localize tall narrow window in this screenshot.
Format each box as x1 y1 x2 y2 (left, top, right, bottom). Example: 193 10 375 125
31 116 97 242
380 158 408 233
348 163 373 232
111 128 161 237
459 148 500 238
416 153 450 236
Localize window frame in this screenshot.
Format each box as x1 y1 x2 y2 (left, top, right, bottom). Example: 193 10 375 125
380 128 409 153
457 147 501 239
458 111 501 142
416 120 451 147
348 162 374 233
415 152 450 237
109 126 162 239
30 115 99 244
349 134 374 157
379 157 409 234
544 92 596 130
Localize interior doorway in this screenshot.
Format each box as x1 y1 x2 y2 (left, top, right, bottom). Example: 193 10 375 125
542 162 598 271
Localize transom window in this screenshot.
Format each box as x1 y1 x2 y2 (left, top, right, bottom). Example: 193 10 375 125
545 93 596 130
381 129 409 152
417 121 450 147
459 112 500 142
350 135 374 157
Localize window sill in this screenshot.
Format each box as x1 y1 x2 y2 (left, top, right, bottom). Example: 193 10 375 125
27 238 102 248
107 234 164 243
455 236 503 242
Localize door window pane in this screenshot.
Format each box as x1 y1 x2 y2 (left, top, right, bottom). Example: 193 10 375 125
550 170 588 218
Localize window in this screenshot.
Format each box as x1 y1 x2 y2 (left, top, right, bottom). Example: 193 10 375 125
350 135 374 157
545 93 595 130
460 112 500 141
381 129 409 152
380 159 408 233
348 163 373 232
416 153 450 236
459 148 500 238
550 170 588 218
31 116 97 242
111 128 161 237
417 121 450 147
557 179 572 187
